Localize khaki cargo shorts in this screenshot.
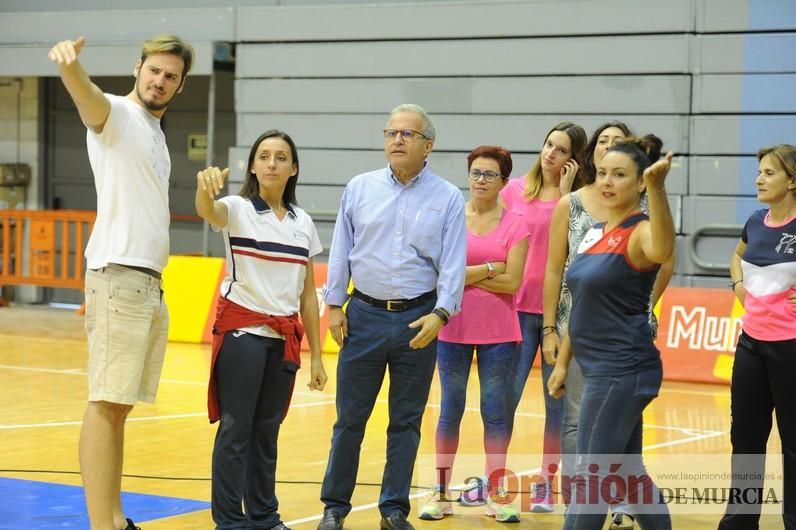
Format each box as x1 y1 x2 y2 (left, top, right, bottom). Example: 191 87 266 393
84 264 169 404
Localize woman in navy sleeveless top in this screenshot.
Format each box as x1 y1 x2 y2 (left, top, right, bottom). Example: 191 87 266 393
548 136 675 530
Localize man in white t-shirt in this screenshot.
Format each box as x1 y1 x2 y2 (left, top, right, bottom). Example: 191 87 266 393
48 34 194 530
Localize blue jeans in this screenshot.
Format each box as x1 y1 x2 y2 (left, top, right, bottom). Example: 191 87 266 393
435 340 518 490
564 367 670 530
507 311 563 479
320 296 438 518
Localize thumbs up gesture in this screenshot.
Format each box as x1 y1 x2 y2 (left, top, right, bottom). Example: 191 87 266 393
48 36 86 67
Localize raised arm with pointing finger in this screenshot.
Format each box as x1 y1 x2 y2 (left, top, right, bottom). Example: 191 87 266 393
48 37 110 132
51 34 195 530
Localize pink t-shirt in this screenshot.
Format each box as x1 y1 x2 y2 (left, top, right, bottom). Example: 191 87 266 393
739 209 796 341
438 209 528 344
500 177 558 314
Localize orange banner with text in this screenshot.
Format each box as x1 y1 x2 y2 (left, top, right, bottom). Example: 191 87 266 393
653 287 743 385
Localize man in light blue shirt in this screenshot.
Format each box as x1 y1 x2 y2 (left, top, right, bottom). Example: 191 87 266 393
318 104 466 530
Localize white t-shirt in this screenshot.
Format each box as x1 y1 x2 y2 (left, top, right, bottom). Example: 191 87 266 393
216 195 323 338
84 94 171 272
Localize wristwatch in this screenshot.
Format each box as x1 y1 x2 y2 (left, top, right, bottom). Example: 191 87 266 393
432 307 450 325
485 261 497 279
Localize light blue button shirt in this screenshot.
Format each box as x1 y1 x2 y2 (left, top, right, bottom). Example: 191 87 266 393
324 163 466 315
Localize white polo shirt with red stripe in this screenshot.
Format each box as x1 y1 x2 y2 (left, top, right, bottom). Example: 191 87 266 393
215 195 323 339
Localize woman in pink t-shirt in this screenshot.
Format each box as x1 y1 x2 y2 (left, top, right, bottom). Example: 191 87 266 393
499 121 587 512
720 144 796 530
419 145 528 523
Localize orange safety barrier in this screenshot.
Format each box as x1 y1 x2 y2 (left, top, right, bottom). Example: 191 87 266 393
0 209 96 293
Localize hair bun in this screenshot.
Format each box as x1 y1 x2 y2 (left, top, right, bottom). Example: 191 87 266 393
607 134 665 175
638 134 663 164
618 134 663 164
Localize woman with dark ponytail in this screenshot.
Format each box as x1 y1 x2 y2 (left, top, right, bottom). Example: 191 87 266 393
548 135 674 530
543 123 676 529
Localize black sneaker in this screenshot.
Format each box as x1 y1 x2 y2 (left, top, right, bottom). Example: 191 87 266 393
608 512 635 530
317 510 344 530
123 519 141 530
269 523 293 530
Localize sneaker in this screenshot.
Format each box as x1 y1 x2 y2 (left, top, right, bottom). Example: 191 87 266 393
269 524 293 530
485 489 520 523
608 512 635 529
418 489 453 520
530 481 553 513
123 519 141 530
458 476 487 506
317 510 344 530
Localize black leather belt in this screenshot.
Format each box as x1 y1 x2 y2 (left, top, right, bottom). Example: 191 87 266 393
113 263 162 280
351 288 436 312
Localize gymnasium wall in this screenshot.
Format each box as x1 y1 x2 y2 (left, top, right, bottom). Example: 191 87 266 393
0 0 795 288
226 0 796 288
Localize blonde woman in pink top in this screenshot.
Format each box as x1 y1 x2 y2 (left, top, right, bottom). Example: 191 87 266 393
419 145 528 524
500 121 587 512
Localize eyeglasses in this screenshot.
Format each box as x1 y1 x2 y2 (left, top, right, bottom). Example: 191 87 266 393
383 128 428 142
468 169 502 183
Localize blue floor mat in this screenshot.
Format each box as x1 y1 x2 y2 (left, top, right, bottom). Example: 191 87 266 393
0 476 210 530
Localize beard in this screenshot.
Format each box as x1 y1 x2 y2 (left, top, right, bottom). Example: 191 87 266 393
135 80 176 112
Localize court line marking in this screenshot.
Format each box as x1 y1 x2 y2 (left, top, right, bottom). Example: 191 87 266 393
0 364 86 375
0 365 336 400
0 400 339 430
1 334 86 345
658 387 729 397
0 363 732 398
0 364 723 435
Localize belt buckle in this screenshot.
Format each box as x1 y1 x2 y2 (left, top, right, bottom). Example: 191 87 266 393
386 299 401 312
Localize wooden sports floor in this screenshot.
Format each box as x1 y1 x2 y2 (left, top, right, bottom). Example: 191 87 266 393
0 305 786 529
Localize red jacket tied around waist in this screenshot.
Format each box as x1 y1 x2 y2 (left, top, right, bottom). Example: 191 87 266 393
207 296 304 423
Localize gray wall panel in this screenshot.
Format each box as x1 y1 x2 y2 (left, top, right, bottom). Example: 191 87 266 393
693 74 796 113
682 196 759 234
0 9 235 44
237 36 690 78
666 159 689 196
1 42 215 76
237 114 689 153
670 195 684 234
690 156 758 196
237 1 693 41
676 233 740 276
691 116 796 155
52 182 96 210
697 34 796 74
294 185 344 215
0 0 274 11
52 111 91 181
236 76 691 115
676 274 733 289
698 0 796 32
